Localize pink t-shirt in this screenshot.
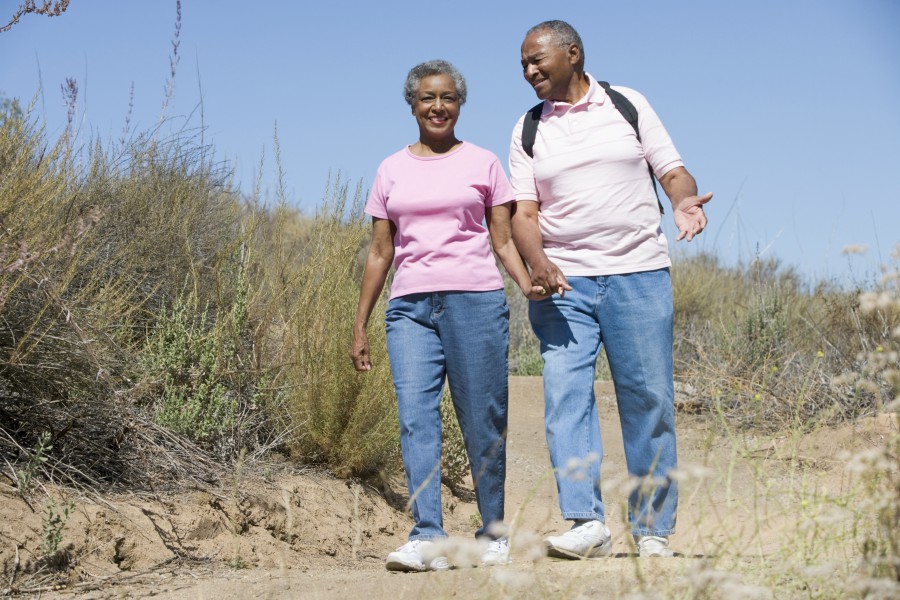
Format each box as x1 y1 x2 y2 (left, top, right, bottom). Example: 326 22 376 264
366 142 515 299
509 74 684 276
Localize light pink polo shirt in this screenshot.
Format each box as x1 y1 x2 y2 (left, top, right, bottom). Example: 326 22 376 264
366 142 515 299
509 74 684 276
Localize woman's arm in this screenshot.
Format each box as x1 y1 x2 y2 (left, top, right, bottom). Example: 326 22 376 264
510 201 571 297
486 203 543 299
350 217 395 371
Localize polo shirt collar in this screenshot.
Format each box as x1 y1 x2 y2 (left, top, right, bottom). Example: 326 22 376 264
544 73 606 115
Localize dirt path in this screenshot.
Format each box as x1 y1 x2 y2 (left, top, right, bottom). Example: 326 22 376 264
4 376 893 599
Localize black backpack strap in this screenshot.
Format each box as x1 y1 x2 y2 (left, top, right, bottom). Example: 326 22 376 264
598 81 664 214
521 102 544 159
599 81 639 137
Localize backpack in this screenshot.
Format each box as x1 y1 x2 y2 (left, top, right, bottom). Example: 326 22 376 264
521 80 664 213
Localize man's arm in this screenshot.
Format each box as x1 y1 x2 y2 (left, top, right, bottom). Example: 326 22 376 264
658 166 713 242
510 201 572 297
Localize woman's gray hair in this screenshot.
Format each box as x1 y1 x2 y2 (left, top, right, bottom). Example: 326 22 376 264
403 60 467 106
527 20 585 68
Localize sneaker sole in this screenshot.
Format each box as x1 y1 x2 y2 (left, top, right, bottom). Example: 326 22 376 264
545 538 612 559
385 557 425 572
385 557 450 572
639 549 674 558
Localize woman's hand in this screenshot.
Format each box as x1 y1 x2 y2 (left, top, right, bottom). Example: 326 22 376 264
522 281 548 301
350 328 372 372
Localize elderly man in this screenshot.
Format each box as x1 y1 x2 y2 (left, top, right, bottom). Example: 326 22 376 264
509 20 711 558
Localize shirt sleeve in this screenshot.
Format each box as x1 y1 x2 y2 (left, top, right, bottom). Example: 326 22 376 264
508 114 539 203
617 87 684 179
487 156 516 206
364 163 389 219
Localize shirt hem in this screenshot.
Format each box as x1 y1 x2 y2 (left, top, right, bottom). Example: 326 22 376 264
553 258 672 277
389 284 504 300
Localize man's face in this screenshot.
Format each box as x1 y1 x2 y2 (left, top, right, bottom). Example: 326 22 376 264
520 31 579 101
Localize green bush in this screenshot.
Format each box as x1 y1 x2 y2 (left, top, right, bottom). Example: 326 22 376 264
142 282 247 456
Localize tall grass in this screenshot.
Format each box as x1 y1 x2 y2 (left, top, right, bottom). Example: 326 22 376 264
277 179 398 477
670 253 898 430
0 96 398 490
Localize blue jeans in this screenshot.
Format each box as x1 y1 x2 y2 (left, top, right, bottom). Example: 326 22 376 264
528 269 678 536
385 290 509 541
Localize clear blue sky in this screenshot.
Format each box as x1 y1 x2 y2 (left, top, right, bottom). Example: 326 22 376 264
2 0 898 285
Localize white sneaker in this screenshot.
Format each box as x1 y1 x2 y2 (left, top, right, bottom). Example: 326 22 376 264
544 520 612 559
385 540 450 572
481 538 510 566
635 535 674 557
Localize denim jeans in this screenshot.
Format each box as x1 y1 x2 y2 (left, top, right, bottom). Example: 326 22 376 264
528 269 677 536
385 290 509 541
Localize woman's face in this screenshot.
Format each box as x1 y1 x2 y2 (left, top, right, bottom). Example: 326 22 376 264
412 74 460 141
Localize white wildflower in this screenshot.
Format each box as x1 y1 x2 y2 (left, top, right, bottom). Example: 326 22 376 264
720 581 774 600
560 452 599 481
511 527 545 562
491 568 534 589
842 244 868 255
859 291 894 314
831 372 858 387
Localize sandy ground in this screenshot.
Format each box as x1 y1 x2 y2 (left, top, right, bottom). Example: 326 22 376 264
1 376 895 599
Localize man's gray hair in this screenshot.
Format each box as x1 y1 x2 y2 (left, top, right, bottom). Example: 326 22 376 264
403 60 467 106
527 20 585 68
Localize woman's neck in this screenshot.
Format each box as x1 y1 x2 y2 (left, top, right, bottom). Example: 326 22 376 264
410 137 462 157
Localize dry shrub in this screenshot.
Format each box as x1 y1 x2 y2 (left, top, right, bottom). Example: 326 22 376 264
281 179 398 477
0 98 404 490
671 253 897 431
1 22 409 587
0 104 137 489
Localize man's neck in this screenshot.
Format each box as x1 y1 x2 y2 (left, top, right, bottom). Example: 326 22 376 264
554 72 590 105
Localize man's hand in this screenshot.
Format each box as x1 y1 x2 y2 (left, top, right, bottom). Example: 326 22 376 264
530 258 573 297
673 192 712 241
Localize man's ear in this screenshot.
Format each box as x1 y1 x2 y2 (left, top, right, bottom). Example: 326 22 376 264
568 44 580 65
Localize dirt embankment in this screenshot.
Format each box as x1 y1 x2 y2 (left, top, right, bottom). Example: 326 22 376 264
1 377 895 599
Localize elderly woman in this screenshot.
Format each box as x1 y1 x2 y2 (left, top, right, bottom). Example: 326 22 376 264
351 60 538 572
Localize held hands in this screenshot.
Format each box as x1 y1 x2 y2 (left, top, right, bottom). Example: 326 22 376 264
523 283 547 301
527 260 573 299
673 192 713 242
349 328 372 372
